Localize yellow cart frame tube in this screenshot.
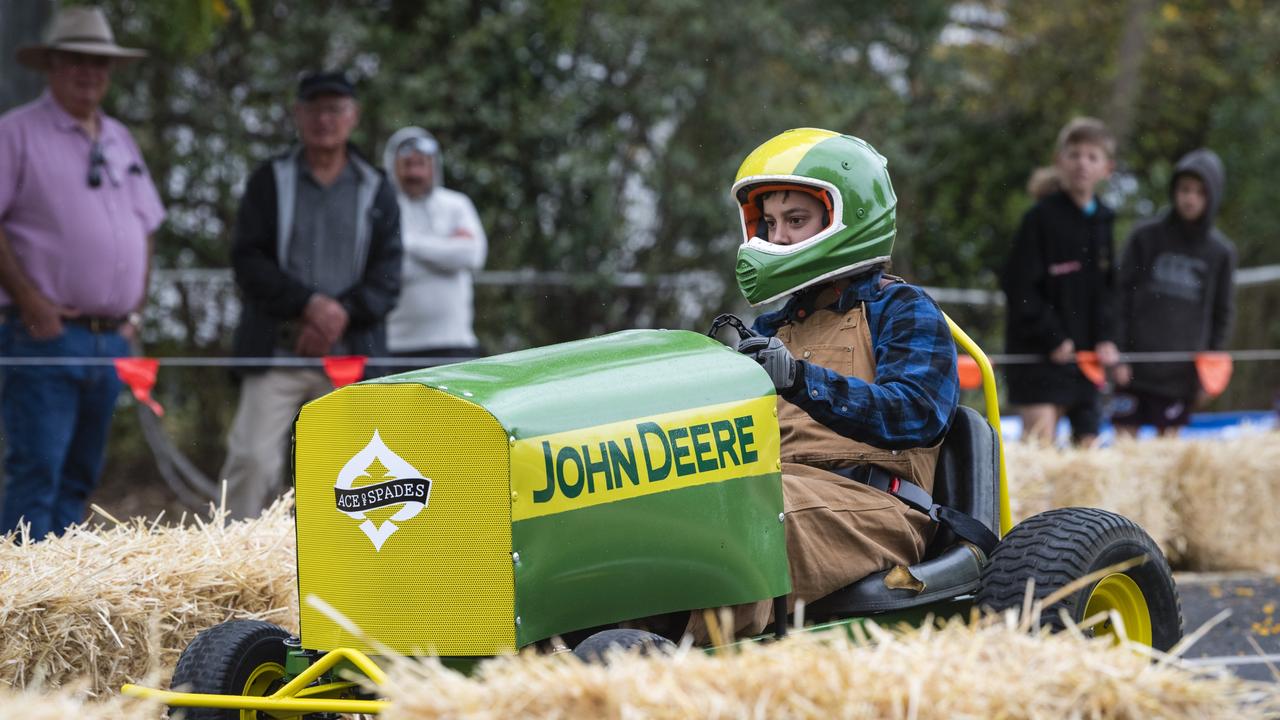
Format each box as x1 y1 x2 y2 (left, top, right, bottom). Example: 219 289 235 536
122 646 390 715
945 315 1011 535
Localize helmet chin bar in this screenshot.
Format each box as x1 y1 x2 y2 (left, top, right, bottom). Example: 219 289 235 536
739 253 893 307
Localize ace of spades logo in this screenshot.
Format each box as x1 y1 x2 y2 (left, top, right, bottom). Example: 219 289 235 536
335 431 430 550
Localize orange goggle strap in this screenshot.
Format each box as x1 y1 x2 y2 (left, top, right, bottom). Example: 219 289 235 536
739 183 834 242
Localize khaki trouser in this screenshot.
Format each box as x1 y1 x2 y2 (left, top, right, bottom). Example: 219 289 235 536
686 463 934 642
220 369 332 519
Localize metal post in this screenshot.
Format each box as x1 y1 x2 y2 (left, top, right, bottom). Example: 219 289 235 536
0 0 55 112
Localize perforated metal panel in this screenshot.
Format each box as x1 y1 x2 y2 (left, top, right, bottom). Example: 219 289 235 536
294 383 513 656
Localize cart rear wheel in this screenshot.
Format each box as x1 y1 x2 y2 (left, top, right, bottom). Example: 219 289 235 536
167 619 291 719
975 507 1182 651
573 628 675 663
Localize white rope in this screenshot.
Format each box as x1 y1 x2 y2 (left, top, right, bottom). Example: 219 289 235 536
148 263 1280 307
0 350 1275 367
0 355 474 367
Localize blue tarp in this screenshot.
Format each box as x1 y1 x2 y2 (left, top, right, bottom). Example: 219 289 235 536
999 409 1278 446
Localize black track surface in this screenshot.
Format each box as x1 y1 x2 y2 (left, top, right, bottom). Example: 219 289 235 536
1178 573 1280 683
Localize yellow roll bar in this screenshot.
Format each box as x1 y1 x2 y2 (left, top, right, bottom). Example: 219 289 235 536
945 315 1011 536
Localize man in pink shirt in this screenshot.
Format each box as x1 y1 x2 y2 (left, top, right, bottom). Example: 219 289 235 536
0 7 165 540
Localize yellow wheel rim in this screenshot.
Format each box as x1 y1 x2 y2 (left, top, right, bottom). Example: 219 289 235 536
239 661 285 720
1084 572 1152 646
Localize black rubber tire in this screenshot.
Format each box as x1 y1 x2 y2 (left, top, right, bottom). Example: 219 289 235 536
167 619 291 719
572 629 676 664
975 507 1183 651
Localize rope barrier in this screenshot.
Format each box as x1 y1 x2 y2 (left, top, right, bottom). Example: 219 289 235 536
146 263 1280 307
985 349 1280 364
0 344 1268 511
0 355 473 367
0 350 1274 367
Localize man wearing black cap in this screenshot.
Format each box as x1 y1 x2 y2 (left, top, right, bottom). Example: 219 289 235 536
222 71 402 519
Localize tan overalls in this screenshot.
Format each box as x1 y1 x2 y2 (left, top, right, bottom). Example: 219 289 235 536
690 282 939 640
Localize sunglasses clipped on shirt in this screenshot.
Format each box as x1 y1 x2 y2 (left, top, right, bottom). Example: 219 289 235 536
88 142 143 189
88 141 106 188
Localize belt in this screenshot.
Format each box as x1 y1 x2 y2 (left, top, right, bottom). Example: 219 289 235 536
836 464 1000 555
3 308 130 333
64 315 130 332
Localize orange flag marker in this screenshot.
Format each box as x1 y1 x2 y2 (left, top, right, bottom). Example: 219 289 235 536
323 355 367 388
957 355 983 390
114 357 165 416
1195 352 1233 397
1075 351 1106 387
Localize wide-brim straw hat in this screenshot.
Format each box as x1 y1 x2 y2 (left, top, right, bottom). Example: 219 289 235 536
16 6 146 71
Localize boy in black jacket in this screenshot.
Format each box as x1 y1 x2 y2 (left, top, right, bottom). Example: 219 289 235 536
1002 117 1120 446
1112 149 1236 435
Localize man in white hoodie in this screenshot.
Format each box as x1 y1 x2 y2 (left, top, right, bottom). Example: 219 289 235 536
383 127 487 366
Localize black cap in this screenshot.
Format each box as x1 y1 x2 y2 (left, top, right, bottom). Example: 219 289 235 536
297 71 355 101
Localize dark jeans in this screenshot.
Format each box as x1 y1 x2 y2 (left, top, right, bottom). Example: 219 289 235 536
0 321 126 540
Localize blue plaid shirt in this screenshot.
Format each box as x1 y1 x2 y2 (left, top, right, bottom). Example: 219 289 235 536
753 271 959 450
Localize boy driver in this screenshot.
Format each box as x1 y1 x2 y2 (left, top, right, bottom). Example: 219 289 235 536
712 128 960 637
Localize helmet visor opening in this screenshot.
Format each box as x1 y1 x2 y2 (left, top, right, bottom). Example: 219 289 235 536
739 183 834 244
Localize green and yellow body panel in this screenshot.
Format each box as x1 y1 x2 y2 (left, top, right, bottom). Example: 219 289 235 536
292 329 790 656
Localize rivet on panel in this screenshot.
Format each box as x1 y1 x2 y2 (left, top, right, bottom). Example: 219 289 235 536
512 552 521 565
508 435 516 444
778 513 785 523
515 616 523 626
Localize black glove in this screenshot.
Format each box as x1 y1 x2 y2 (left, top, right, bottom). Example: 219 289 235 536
736 335 800 394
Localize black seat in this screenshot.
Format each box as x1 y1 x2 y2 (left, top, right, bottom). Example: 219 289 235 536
925 405 1000 554
806 406 1001 618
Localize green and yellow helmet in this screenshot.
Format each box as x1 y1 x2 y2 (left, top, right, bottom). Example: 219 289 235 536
732 128 897 305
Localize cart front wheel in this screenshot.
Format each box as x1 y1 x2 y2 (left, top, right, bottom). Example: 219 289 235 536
167 619 291 719
975 507 1182 651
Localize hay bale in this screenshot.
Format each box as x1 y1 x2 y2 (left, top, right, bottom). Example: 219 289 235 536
381 618 1280 719
1005 432 1280 572
1005 438 1183 562
1175 436 1280 572
0 686 161 719
16 616 1280 719
0 497 296 693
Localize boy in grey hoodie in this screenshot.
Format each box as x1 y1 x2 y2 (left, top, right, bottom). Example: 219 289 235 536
382 127 487 366
1113 149 1236 435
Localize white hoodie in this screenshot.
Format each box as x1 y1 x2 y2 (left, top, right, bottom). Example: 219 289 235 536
382 127 487 352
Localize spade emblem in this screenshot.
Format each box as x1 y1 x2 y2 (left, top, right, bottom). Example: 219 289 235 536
334 430 431 550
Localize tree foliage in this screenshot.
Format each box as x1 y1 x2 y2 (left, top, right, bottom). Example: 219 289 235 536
48 0 1280 487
